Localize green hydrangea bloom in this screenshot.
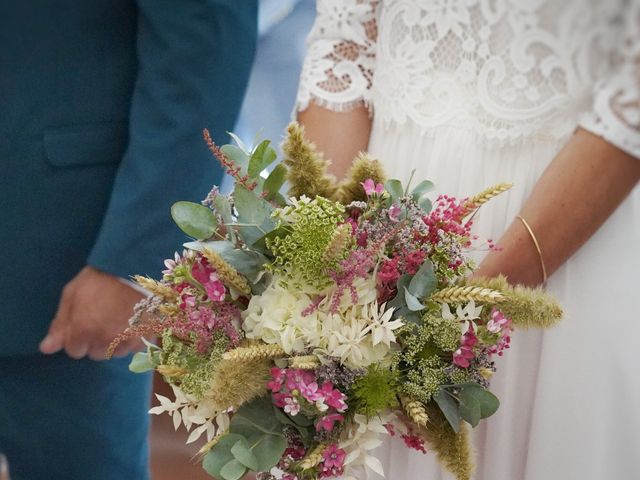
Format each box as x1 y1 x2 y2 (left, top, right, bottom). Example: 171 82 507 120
267 196 346 291
160 331 228 399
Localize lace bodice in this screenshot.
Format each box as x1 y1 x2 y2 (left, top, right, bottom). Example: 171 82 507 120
297 0 640 156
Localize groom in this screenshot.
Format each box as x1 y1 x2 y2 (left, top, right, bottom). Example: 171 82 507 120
0 1 257 479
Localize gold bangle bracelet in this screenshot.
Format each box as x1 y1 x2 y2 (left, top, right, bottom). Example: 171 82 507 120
516 215 548 285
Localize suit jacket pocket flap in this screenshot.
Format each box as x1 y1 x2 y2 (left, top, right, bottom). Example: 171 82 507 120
44 122 128 167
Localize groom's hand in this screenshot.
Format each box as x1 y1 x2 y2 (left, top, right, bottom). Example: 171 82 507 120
39 266 144 360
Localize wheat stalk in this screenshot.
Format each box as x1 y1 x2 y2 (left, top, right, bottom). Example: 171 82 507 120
202 248 251 296
299 443 326 470
400 396 429 428
289 355 321 370
430 286 505 304
461 183 513 218
222 344 285 362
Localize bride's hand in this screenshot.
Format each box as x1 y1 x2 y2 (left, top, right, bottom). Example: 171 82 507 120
474 128 640 287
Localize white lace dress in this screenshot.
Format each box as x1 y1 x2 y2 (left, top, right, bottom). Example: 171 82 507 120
296 1 640 479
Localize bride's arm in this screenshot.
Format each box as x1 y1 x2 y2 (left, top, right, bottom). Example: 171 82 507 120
298 104 371 178
295 0 380 177
475 5 640 287
474 129 640 287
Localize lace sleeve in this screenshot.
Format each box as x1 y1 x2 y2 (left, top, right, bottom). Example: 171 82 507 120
295 0 380 113
580 3 640 159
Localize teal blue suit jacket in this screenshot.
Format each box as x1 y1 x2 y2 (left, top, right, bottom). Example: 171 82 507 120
0 0 258 356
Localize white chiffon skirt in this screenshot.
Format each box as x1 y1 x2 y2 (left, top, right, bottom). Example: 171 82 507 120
365 118 640 480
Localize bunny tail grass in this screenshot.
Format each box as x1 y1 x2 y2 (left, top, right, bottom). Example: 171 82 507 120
282 122 337 199
420 403 474 480
205 358 271 410
337 152 387 203
466 275 563 329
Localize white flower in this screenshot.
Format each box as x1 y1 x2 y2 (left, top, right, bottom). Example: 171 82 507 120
148 385 228 443
366 302 404 347
442 300 483 333
340 412 394 478
242 277 318 354
330 318 373 368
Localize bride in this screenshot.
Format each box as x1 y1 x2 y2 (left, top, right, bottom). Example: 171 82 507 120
295 1 640 479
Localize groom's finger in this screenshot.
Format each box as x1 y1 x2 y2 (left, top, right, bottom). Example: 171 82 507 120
39 285 73 354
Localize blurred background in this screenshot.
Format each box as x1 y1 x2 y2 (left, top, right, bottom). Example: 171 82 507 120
149 1 315 478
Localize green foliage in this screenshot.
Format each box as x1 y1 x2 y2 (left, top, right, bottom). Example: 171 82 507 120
267 196 345 291
128 350 158 373
248 140 277 179
159 331 228 399
171 201 218 240
204 397 290 479
233 185 276 247
263 163 288 204
350 365 400 417
403 363 447 404
389 260 438 315
384 179 404 204
434 384 500 431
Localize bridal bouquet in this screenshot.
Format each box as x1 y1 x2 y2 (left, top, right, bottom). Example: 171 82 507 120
111 124 562 480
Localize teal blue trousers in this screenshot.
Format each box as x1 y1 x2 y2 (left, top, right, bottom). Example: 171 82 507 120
0 353 151 479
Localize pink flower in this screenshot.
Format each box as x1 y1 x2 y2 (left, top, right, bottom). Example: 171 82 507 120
322 444 346 469
282 474 298 480
285 369 315 391
388 204 402 221
405 250 426 275
486 309 511 333
272 393 290 408
362 178 384 196
453 329 478 368
204 279 226 302
319 382 348 411
453 347 475 368
299 381 321 403
378 257 400 283
315 413 344 432
401 433 427 454
283 397 301 416
267 368 285 392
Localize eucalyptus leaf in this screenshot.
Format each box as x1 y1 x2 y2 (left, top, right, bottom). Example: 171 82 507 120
411 180 435 199
273 408 313 443
419 196 433 213
230 439 259 470
211 194 236 243
388 274 411 309
219 459 247 480
458 390 482 427
171 201 218 240
263 163 288 201
203 434 245 479
434 389 461 434
128 352 153 373
221 144 249 176
408 260 437 299
456 384 500 419
404 287 426 312
397 308 422 325
248 140 277 178
233 185 276 246
229 396 283 437
227 132 251 154
385 179 404 203
250 433 288 471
